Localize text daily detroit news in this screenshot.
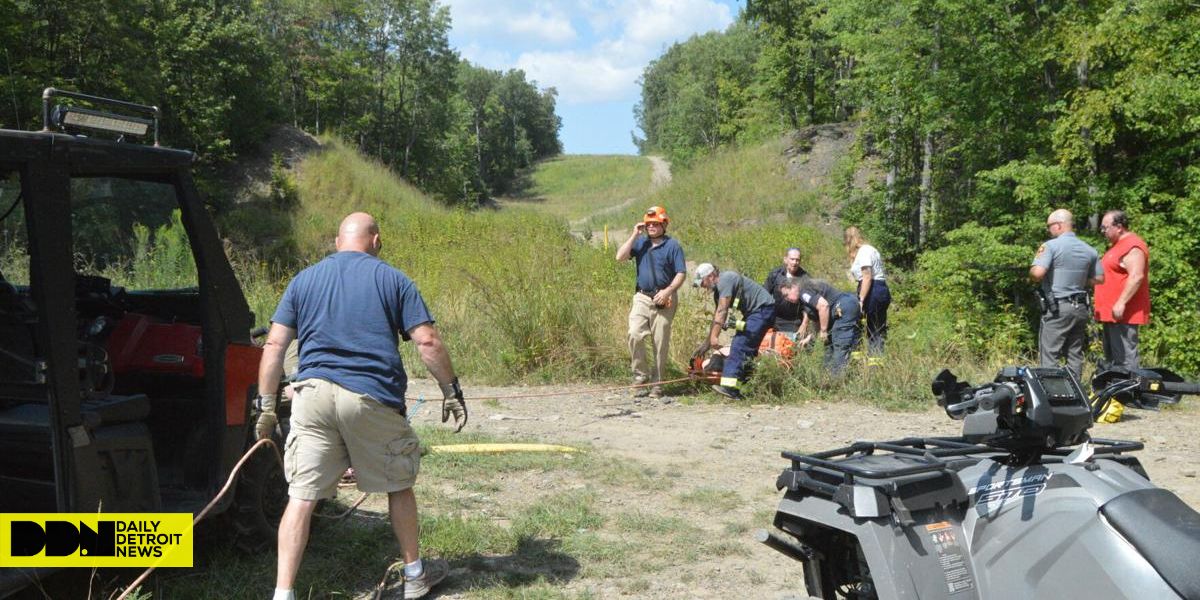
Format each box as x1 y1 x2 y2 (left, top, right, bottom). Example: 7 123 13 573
1 513 193 567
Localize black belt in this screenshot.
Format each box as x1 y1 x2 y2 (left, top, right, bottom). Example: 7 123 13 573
637 288 659 297
1058 293 1088 304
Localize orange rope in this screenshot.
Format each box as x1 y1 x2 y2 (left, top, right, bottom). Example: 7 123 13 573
112 373 710 597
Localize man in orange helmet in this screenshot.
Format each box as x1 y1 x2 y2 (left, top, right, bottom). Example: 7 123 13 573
616 206 686 399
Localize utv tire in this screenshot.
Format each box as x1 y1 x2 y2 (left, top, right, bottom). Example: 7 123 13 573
232 434 289 552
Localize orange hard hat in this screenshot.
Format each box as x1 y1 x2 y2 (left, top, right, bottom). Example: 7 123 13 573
643 206 669 225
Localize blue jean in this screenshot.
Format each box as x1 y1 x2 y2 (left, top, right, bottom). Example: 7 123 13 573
825 294 862 374
858 279 891 355
721 306 776 388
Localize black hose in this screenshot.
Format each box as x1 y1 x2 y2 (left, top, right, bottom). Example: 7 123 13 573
1157 381 1200 395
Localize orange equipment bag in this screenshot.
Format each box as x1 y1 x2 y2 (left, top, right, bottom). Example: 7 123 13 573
758 328 795 366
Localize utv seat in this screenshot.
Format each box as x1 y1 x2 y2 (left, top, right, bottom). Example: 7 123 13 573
0 394 157 513
1100 487 1200 600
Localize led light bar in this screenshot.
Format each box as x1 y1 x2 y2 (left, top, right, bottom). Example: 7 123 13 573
41 88 160 145
57 106 151 136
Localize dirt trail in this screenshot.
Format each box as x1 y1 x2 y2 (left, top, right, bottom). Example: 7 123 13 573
573 156 671 241
403 379 1200 599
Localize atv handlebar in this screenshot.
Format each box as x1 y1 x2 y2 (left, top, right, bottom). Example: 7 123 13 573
944 382 1016 420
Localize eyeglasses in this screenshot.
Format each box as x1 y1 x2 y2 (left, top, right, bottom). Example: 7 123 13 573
1099 224 1112 231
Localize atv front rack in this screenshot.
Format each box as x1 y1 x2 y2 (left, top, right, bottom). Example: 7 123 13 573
776 436 1144 523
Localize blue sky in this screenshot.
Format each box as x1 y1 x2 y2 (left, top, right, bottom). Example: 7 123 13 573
443 0 745 155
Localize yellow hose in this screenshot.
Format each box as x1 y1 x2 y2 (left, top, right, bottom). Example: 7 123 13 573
428 443 579 454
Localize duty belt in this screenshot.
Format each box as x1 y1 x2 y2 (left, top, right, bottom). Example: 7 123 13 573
1058 293 1089 304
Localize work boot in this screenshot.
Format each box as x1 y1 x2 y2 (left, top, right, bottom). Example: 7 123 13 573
711 384 742 400
403 558 448 599
648 386 664 399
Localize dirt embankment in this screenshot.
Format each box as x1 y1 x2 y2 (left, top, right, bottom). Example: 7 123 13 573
218 125 322 204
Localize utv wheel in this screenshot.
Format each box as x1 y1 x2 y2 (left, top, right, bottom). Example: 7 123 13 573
232 435 289 552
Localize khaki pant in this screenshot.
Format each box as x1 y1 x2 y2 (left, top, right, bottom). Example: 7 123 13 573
285 379 421 500
627 292 677 383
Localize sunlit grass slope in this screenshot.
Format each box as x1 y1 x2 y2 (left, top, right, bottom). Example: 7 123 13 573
500 155 652 224
259 138 631 383
232 136 1004 408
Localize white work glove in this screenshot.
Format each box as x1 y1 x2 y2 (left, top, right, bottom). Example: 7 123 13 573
254 393 279 441
439 378 468 433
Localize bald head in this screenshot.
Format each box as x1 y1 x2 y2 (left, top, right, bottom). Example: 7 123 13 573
1046 208 1074 236
336 212 382 255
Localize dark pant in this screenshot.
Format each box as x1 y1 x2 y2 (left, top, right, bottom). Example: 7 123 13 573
858 279 891 355
1039 300 1090 381
1101 323 1140 370
825 294 862 374
721 306 776 388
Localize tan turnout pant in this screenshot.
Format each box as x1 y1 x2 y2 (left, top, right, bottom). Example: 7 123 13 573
627 292 677 383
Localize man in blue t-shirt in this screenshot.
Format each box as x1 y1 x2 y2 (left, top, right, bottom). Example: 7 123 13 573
255 212 463 600
615 206 686 399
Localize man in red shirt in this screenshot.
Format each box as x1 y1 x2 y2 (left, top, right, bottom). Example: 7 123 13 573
1094 210 1150 369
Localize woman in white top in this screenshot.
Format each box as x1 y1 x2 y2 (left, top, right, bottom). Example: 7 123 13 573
845 226 892 355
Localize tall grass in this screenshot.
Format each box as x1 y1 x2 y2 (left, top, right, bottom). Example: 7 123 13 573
282 138 630 382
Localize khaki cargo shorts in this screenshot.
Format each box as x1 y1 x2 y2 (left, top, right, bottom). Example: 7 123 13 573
284 379 421 500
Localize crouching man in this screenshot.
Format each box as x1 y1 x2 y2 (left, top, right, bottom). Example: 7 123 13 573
693 263 775 399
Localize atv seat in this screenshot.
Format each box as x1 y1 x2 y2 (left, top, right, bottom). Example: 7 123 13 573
1100 488 1200 600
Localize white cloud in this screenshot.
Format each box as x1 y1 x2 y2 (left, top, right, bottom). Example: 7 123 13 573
622 0 733 48
446 0 735 105
516 51 643 104
445 1 577 45
508 12 577 44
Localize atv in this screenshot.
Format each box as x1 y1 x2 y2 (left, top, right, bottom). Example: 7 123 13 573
760 365 1200 599
0 89 287 595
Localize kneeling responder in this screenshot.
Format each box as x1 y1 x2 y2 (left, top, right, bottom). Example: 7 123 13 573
694 263 775 399
778 278 860 374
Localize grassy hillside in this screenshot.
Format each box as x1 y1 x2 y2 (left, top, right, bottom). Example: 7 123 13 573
206 135 1014 408
500 155 652 224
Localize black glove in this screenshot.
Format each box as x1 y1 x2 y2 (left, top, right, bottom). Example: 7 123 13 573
439 377 468 433
692 341 711 359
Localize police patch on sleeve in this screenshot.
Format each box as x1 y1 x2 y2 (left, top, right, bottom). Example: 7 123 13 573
1035 244 1046 258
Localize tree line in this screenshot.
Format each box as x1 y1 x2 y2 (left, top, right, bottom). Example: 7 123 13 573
0 0 561 205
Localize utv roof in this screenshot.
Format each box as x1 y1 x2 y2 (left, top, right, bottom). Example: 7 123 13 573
0 128 195 175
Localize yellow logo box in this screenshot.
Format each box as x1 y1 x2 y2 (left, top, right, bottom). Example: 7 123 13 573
0 514 193 567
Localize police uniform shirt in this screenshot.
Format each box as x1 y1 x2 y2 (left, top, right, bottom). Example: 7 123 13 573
795 279 842 319
1031 232 1101 299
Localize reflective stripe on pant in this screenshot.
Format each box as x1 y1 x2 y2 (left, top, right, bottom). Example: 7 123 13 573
824 294 862 374
1039 301 1089 382
721 306 776 387
628 291 677 383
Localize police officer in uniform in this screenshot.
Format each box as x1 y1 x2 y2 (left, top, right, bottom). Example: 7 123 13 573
1030 208 1103 382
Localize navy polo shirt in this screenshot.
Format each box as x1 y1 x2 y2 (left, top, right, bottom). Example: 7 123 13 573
272 251 434 409
631 235 685 292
